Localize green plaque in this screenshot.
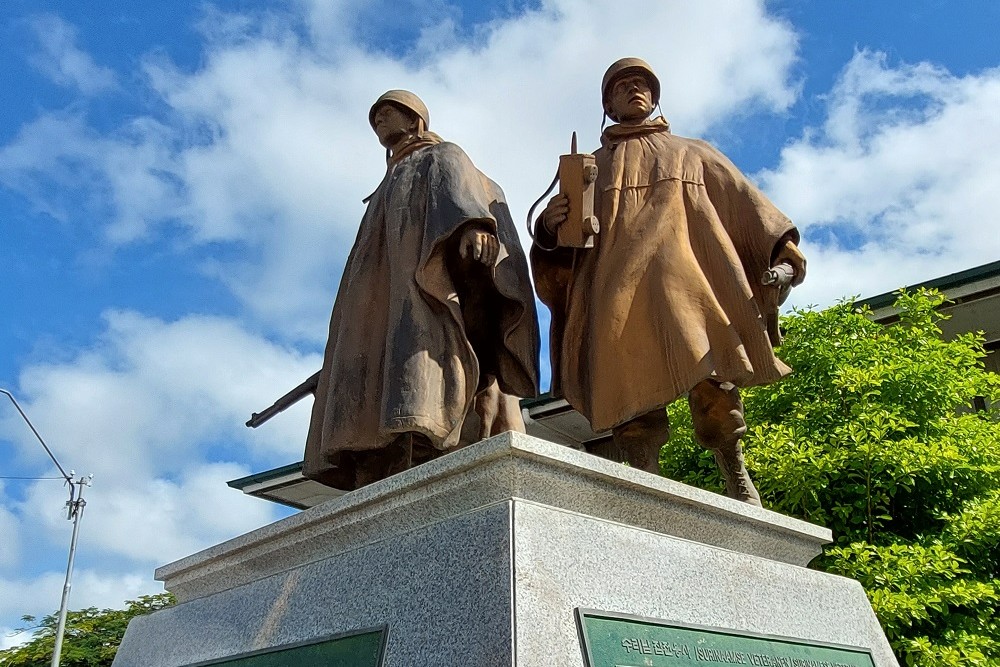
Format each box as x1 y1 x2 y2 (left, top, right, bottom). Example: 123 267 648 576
188 627 386 667
577 610 876 667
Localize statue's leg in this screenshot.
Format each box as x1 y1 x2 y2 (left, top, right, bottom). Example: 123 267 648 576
352 446 400 488
474 375 526 439
489 392 526 437
611 409 669 474
688 380 761 506
474 375 501 440
353 433 439 488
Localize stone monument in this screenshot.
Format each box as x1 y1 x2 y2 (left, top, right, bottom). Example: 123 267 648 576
113 68 899 667
114 433 897 666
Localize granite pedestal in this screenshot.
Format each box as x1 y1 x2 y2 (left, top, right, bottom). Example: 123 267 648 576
113 432 899 666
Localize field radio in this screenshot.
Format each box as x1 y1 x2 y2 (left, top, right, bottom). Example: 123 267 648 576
528 132 600 249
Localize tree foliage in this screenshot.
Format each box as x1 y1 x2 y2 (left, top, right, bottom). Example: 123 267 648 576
0 593 175 667
662 289 1000 666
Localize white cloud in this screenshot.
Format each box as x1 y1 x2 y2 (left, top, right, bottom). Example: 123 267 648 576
1 0 800 341
0 112 184 240
0 466 276 624
12 462 277 566
1 627 32 651
7 311 320 480
0 311 315 594
0 569 158 625
99 463 277 563
761 50 1000 307
0 504 18 568
28 14 117 95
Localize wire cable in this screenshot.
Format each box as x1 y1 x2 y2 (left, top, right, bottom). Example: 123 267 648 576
0 475 66 480
0 388 73 483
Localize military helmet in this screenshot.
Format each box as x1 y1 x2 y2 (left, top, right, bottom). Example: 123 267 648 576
369 90 430 130
601 57 661 115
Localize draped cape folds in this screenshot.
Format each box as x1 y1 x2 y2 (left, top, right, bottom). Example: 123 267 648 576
532 119 797 433
304 141 539 481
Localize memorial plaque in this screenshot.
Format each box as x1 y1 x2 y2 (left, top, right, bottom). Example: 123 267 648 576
577 610 876 667
188 627 386 667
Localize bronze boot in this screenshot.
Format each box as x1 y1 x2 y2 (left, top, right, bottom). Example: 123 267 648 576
712 441 761 507
610 409 670 474
689 379 761 506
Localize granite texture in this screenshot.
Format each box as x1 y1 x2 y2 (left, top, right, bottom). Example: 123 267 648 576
159 432 831 601
114 501 516 667
115 495 897 667
511 499 898 667
115 436 897 667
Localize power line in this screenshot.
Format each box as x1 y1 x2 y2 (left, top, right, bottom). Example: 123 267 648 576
0 389 72 483
0 476 65 480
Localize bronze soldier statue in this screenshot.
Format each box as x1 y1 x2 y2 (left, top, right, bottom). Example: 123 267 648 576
532 59 806 505
303 90 539 490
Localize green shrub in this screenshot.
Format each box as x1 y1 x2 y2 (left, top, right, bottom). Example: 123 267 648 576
662 290 1000 665
0 593 175 667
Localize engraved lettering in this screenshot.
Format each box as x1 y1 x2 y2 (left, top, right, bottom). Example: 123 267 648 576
695 647 749 664
620 637 691 659
591 614 872 667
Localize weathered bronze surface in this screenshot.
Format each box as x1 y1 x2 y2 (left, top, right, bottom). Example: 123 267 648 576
532 58 806 505
303 90 539 491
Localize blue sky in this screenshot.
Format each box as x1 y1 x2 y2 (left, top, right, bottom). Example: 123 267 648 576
2 0 1000 645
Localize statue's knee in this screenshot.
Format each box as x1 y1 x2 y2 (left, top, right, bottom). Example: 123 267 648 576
689 380 745 448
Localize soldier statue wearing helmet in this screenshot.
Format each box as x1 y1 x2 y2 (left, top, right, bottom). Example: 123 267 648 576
304 90 539 490
600 57 661 122
368 89 433 159
532 58 807 506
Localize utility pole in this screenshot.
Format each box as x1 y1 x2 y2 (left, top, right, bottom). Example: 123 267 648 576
0 388 91 667
51 473 92 667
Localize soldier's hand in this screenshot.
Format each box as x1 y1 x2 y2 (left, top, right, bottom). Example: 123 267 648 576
459 226 500 266
541 194 569 234
774 239 807 286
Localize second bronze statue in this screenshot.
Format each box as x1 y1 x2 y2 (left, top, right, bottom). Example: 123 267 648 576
532 58 806 506
302 90 540 491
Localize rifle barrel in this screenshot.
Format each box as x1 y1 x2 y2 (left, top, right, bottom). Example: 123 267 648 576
245 371 321 428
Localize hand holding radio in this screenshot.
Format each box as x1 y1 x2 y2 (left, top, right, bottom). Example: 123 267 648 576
526 133 600 250
554 133 600 248
541 194 570 234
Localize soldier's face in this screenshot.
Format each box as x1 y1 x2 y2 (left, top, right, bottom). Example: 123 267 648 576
607 74 653 122
372 103 417 147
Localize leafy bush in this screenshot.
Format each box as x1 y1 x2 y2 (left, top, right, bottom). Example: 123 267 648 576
0 593 175 667
661 290 1000 666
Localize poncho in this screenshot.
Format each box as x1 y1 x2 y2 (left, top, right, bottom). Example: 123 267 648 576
532 119 796 432
304 141 539 482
